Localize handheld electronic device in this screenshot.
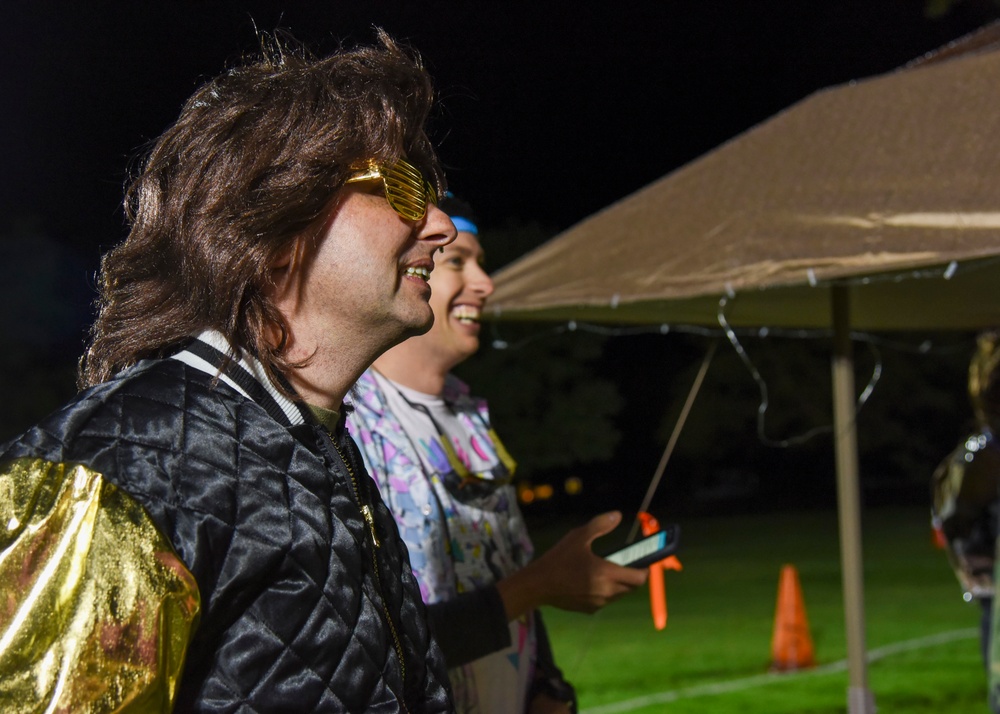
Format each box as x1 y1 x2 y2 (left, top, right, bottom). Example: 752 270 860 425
602 524 680 569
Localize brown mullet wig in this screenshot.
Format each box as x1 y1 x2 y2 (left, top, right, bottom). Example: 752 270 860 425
79 29 443 390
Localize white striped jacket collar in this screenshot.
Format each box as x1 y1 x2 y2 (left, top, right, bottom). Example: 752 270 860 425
171 330 308 427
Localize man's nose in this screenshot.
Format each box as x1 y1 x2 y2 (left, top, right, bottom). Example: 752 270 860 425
418 204 458 248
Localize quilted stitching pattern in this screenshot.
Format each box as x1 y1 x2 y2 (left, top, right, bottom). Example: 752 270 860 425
1 359 453 713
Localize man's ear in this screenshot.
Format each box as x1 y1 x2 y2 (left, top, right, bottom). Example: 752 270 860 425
272 235 303 270
268 237 305 300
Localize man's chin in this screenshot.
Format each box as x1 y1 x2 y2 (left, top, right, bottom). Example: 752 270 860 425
395 311 435 341
412 311 435 336
376 305 435 354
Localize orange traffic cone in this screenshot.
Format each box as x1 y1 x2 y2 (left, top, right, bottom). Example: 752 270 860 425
769 564 816 671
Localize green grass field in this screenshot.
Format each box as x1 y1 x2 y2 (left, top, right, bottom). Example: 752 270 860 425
535 506 987 713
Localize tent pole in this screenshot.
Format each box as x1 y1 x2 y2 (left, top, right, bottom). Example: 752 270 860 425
831 285 876 714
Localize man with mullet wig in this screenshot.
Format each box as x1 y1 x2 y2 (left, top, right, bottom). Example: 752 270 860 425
0 31 457 712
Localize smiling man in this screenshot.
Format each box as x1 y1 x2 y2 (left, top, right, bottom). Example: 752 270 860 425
0 33 457 712
347 195 646 714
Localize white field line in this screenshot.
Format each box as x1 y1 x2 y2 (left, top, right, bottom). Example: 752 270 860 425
580 628 978 714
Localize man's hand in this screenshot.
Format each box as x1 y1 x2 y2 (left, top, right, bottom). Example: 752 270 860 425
496 511 648 619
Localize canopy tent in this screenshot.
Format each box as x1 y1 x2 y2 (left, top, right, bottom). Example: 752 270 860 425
487 46 1000 330
486 24 1000 714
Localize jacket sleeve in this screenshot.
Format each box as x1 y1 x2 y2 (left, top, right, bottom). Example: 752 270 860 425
425 585 511 666
0 457 201 713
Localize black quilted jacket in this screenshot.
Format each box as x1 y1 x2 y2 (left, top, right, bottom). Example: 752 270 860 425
1 337 454 713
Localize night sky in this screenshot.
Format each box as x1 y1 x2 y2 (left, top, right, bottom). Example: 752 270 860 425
3 2 999 488
7 2 1000 249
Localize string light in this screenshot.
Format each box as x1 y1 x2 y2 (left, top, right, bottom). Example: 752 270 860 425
717 294 881 448
486 258 982 448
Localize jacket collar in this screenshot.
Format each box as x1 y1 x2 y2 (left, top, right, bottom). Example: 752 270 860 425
171 330 309 428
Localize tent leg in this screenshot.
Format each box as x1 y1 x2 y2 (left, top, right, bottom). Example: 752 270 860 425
831 285 876 714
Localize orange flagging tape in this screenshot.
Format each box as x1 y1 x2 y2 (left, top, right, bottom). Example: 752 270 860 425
638 511 681 630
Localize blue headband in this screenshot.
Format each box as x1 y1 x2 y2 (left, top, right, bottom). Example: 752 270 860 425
450 216 479 235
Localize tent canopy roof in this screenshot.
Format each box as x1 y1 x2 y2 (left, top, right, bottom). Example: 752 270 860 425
487 43 1000 331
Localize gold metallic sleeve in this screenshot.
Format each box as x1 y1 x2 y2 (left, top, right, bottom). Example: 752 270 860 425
0 457 201 713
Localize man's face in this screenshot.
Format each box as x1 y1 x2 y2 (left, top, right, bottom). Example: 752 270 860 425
420 230 494 371
276 184 457 360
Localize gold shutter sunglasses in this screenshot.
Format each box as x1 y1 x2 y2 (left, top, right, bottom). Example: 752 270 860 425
345 157 438 221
